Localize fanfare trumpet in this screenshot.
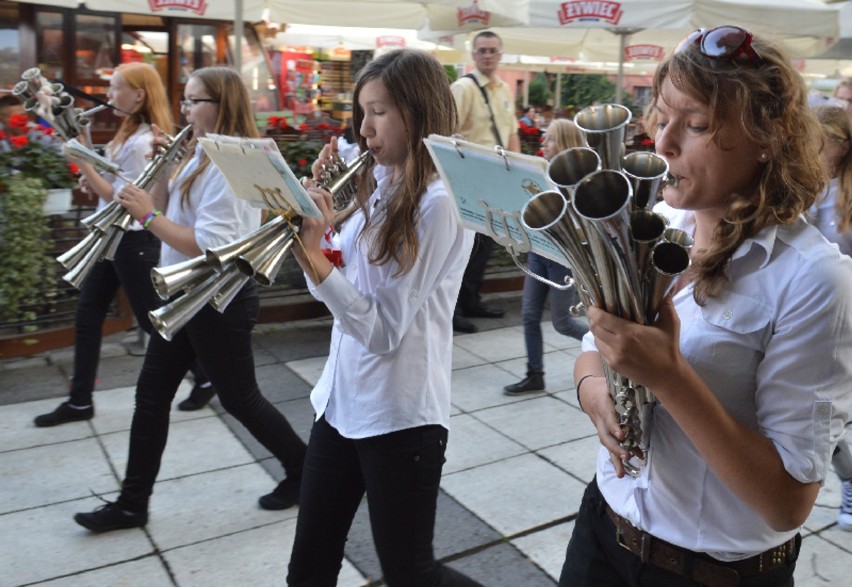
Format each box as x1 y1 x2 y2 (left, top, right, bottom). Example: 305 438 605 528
148 148 373 342
56 124 194 289
518 104 688 476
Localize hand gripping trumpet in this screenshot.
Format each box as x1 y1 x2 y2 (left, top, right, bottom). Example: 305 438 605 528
148 148 373 342
56 125 194 289
507 104 687 476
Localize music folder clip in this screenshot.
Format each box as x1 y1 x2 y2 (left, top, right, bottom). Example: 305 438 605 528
198 134 323 219
423 134 565 265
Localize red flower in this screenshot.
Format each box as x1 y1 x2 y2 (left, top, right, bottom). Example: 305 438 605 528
317 122 330 130
9 113 29 129
41 126 55 136
268 116 280 127
0 130 6 141
68 163 79 175
299 158 308 167
278 118 290 129
10 135 29 148
299 123 310 131
536 149 544 157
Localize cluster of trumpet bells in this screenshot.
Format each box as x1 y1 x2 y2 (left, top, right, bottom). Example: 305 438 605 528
148 149 373 343
56 125 194 289
498 103 692 476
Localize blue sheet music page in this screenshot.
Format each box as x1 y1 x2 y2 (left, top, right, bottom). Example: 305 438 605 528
424 135 565 263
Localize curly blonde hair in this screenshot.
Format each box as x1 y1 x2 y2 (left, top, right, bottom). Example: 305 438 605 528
647 33 824 304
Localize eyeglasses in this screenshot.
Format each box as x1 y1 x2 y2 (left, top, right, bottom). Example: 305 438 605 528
675 25 762 63
473 48 502 57
180 97 219 109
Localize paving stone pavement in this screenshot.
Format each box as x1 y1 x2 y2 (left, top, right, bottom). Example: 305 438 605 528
1 291 850 586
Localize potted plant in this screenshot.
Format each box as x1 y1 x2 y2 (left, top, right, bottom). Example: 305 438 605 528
0 112 79 214
0 175 56 328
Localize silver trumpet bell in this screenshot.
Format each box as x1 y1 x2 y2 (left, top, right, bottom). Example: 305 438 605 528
621 151 670 210
573 103 631 171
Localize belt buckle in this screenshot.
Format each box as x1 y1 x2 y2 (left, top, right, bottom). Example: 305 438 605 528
616 527 650 563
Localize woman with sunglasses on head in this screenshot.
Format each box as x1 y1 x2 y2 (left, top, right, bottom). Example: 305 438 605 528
561 27 852 586
286 49 481 586
34 62 214 428
73 66 307 533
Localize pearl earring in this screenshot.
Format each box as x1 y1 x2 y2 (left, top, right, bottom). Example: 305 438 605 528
759 152 769 163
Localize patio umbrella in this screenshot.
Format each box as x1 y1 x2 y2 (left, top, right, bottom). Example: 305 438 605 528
264 0 529 30
424 0 852 102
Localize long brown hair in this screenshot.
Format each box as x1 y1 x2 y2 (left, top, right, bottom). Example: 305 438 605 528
110 62 172 150
173 66 259 208
348 49 457 276
647 33 824 304
814 105 852 232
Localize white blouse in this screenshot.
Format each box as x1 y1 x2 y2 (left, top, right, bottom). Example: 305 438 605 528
586 201 852 560
308 165 474 438
160 144 261 267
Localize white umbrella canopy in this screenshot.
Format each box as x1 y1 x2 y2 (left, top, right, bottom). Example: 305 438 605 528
265 0 529 30
425 0 852 100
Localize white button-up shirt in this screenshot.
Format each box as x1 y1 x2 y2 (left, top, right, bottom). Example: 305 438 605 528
160 144 261 267
586 201 852 560
309 165 474 438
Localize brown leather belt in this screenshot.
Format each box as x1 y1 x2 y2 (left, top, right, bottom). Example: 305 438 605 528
606 504 796 587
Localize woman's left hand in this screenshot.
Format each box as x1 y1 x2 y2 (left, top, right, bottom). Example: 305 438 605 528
117 184 156 221
588 296 683 393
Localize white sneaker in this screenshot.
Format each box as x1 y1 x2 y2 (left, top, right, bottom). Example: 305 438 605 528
839 479 852 531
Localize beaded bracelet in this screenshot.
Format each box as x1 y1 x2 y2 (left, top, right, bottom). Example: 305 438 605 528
141 209 162 229
575 374 603 413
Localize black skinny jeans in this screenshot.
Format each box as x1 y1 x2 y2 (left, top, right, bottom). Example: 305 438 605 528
116 288 306 513
287 416 483 587
69 231 160 406
559 477 799 587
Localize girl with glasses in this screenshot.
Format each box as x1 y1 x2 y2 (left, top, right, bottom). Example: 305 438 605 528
73 66 307 533
562 27 852 586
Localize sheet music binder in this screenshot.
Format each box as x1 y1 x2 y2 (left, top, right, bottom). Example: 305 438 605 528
198 134 323 219
423 134 565 264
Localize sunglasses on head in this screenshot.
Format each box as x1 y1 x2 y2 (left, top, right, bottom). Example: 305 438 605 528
675 25 762 63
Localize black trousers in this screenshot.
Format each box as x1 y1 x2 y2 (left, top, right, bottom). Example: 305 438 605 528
116 288 306 513
69 231 161 406
287 416 483 587
559 477 799 587
456 233 494 313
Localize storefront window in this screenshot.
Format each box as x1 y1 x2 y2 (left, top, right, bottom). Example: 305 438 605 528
177 23 217 84
230 27 280 112
0 1 19 89
75 14 118 81
36 12 64 81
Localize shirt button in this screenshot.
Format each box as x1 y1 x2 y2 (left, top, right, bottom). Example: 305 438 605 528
818 405 829 416
723 309 733 320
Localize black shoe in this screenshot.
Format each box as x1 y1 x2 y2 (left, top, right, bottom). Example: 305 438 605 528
504 367 545 396
177 384 216 411
74 501 148 533
258 476 301 511
34 401 94 427
453 314 478 333
463 305 505 319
